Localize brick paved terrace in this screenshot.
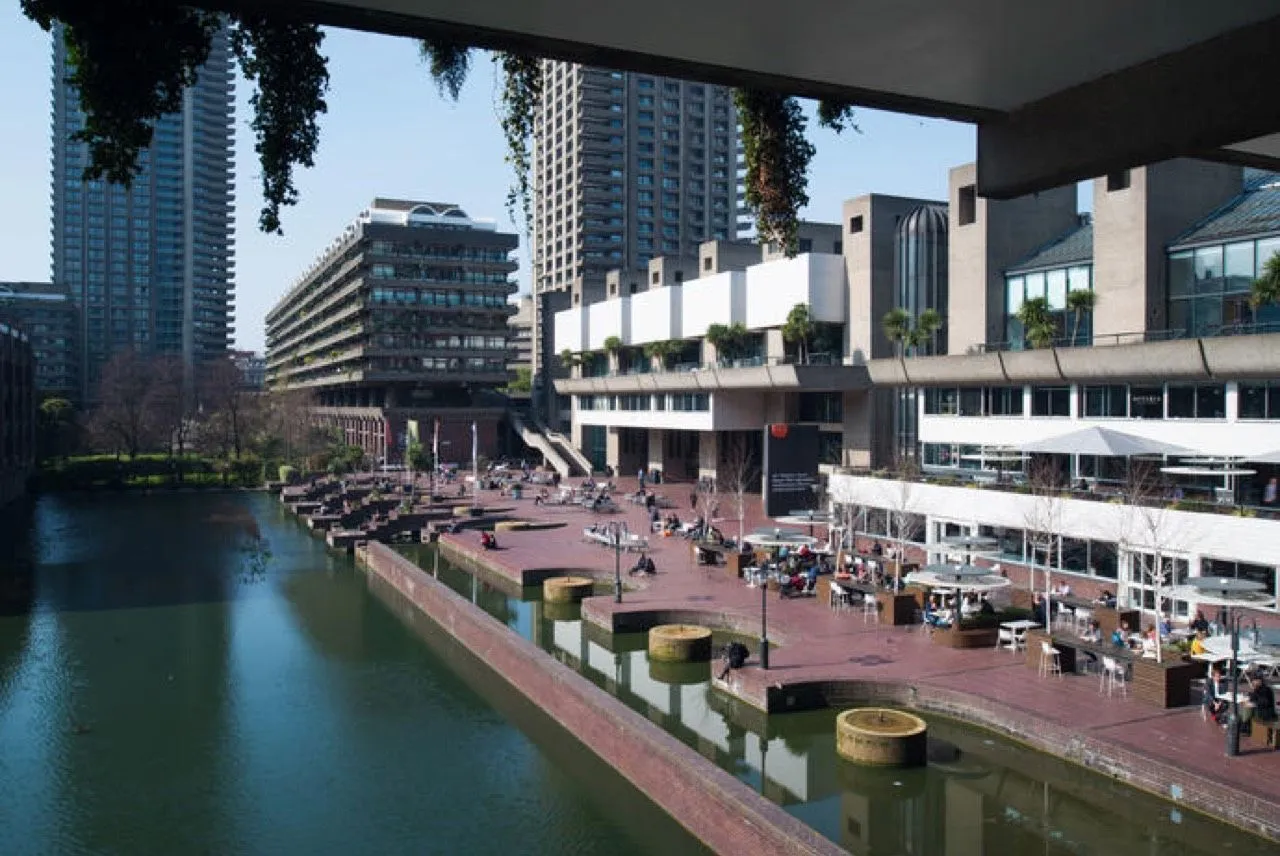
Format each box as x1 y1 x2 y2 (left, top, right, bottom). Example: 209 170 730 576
437 476 1280 840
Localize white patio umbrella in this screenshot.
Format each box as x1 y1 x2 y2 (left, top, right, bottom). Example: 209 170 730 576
1016 427 1194 457
1245 449 1280 464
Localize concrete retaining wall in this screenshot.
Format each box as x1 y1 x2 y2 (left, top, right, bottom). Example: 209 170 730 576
357 541 844 856
712 675 1280 842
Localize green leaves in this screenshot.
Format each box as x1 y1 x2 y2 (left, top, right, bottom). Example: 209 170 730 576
781 302 816 362
419 38 472 101
495 53 542 230
882 307 942 357
24 2 330 234
25 0 219 187
231 16 330 234
1250 251 1280 310
734 89 815 256
816 99 859 134
1016 296 1057 349
1065 287 1097 346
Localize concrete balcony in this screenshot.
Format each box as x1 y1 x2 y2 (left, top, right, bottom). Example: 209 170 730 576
555 358 870 395
867 332 1280 387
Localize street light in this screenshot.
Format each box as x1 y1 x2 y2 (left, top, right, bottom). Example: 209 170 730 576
760 573 770 669
1180 576 1272 757
603 520 628 604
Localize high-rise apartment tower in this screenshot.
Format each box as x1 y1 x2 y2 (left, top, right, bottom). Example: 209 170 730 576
50 26 235 399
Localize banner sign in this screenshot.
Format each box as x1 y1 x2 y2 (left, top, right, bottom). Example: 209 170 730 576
762 423 819 517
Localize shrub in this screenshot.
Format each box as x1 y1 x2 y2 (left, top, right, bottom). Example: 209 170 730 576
278 465 298 484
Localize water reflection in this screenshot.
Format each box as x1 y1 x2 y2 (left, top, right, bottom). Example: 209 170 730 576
0 493 696 856
403 545 1276 856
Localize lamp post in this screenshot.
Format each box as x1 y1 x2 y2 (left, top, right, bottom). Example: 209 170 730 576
604 520 628 604
760 575 770 669
1181 576 1270 757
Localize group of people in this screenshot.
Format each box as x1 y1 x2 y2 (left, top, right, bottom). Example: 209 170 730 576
923 591 996 628
1205 663 1277 732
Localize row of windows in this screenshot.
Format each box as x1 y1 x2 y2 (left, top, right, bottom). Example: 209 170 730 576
369 263 509 284
367 241 511 264
576 393 710 412
368 288 509 308
1168 237 1280 336
923 382 1279 421
368 334 507 351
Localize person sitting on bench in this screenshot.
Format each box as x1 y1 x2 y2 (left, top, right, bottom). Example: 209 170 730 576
480 531 497 550
1242 673 1277 734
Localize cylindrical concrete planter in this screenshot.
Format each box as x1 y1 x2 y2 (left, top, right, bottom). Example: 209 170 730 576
836 708 928 767
494 520 530 533
649 658 711 686
648 624 713 663
543 575 595 603
452 505 483 518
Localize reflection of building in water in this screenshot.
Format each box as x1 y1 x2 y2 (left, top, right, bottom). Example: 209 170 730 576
550 620 836 802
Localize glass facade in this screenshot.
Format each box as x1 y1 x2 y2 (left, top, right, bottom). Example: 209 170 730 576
52 25 234 399
1168 236 1280 336
1004 264 1093 348
892 204 949 460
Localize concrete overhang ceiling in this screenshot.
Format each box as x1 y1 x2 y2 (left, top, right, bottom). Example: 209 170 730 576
243 0 1280 196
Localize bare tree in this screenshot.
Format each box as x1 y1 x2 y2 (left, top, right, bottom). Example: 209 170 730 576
828 476 865 572
1116 460 1183 662
695 472 722 536
199 357 259 459
719 434 758 544
884 456 924 590
90 349 158 457
1022 456 1066 620
147 355 189 463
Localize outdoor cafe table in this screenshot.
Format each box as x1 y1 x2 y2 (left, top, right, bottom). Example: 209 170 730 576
1027 630 1203 708
1055 594 1139 639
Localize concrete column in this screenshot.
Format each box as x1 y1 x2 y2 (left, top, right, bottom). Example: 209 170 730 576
698 432 718 482
605 427 620 473
765 329 786 362
647 429 665 475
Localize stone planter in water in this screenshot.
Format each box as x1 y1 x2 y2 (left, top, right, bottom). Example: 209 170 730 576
836 708 928 767
647 625 713 662
543 576 595 603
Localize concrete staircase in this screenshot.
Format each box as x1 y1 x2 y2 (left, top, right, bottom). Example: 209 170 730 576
510 411 584 477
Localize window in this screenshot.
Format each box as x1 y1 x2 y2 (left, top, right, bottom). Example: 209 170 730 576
849 215 863 233
1031 386 1070 416
1081 385 1127 418
1167 383 1225 419
958 185 976 225
985 386 1024 416
1129 386 1164 419
1239 382 1278 420
703 256 713 271
1106 170 1130 191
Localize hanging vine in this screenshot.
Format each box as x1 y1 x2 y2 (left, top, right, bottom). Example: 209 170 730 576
419 37 472 101
231 15 330 234
817 98 859 134
734 89 815 254
22 1 330 235
494 54 543 229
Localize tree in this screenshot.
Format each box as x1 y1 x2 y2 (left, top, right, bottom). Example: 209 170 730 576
1250 250 1280 314
881 308 911 358
199 357 257 459
1066 288 1097 346
719 435 758 544
1022 456 1065 620
781 303 816 364
559 348 582 370
643 339 683 370
1017 296 1057 349
38 397 76 462
884 456 923 591
89 349 157 457
506 366 533 393
147 355 190 475
21 2 329 233
882 307 942 358
1116 460 1184 663
602 335 623 361
706 322 749 364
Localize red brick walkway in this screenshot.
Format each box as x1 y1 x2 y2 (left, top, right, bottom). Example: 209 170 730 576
440 478 1280 838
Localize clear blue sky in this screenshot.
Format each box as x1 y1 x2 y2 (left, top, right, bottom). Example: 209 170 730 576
1 9 991 353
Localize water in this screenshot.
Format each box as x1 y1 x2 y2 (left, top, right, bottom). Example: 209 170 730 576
0 493 706 856
399 543 1278 855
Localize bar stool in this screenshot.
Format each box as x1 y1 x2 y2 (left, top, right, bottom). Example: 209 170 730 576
1038 640 1063 679
863 594 879 623
1074 607 1092 636
1100 656 1128 697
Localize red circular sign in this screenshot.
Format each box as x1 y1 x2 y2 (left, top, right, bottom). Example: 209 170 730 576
770 424 789 440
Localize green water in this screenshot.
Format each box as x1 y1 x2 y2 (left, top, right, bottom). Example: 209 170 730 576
0 493 706 856
400 543 1278 856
